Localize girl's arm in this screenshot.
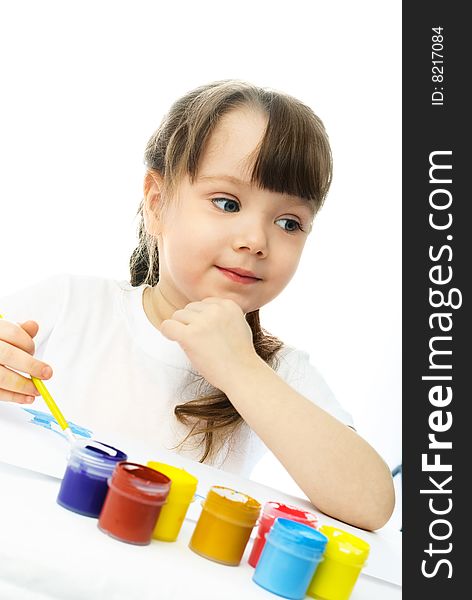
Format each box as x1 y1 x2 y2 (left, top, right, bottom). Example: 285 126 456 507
161 297 395 531
222 354 395 531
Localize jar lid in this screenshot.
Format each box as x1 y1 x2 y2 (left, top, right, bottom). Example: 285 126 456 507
147 461 198 501
319 525 370 566
271 518 328 552
263 501 319 527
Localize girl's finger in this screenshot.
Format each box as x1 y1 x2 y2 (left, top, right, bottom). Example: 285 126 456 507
0 319 36 355
201 297 242 313
183 302 207 313
0 340 52 380
0 387 36 404
160 319 188 342
170 308 197 325
0 364 40 398
201 297 232 305
19 320 40 340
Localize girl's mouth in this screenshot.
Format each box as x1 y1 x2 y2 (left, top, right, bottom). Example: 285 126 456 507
216 266 261 285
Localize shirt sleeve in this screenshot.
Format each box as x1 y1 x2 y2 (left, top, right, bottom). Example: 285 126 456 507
0 274 70 361
275 346 355 428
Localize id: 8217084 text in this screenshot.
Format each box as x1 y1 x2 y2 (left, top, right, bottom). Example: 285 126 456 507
431 26 444 106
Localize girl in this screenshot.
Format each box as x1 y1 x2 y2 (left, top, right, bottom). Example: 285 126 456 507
0 80 394 530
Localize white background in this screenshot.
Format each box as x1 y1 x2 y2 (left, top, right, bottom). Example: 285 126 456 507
0 1 401 523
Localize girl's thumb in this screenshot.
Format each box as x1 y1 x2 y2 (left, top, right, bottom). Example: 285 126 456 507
20 320 40 339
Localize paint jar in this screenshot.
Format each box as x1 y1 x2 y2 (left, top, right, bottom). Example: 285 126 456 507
189 485 261 566
98 462 171 545
147 461 198 542
253 518 328 600
56 439 127 518
248 501 319 567
307 525 370 600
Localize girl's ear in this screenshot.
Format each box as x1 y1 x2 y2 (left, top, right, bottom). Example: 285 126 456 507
143 171 164 236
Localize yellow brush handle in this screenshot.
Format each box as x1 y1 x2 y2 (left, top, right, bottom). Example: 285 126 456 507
31 376 70 431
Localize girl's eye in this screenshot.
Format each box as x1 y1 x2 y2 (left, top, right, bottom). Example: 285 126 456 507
211 197 240 213
276 218 303 233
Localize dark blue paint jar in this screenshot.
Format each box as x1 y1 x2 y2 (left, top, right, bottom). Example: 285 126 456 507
57 439 127 518
253 517 328 600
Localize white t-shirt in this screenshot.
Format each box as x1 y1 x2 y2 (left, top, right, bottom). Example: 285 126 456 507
0 274 353 477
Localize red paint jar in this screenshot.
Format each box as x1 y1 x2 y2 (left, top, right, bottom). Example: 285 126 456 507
248 501 319 567
98 462 171 545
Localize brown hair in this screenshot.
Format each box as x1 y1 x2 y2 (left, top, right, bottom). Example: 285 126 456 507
129 79 333 462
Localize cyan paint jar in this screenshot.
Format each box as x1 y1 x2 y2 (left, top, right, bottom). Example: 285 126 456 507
249 501 319 567
253 518 328 600
57 439 127 517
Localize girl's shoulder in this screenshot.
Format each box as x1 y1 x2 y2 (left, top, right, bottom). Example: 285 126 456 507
24 273 143 300
1 272 131 300
42 274 148 323
0 273 71 325
0 273 142 326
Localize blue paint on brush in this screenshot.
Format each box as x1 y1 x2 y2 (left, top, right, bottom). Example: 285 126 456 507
22 408 93 439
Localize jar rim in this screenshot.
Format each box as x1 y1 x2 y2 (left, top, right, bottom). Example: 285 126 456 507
206 486 260 513
202 486 261 526
320 525 370 565
112 462 171 497
147 461 198 493
70 439 127 469
262 501 319 525
271 517 328 550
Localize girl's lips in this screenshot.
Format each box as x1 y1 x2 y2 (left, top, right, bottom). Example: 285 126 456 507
216 266 261 285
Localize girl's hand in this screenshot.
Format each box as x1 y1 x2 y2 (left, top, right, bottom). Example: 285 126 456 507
0 319 53 404
160 298 260 392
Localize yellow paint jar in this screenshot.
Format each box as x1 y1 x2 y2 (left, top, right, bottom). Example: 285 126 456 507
307 525 370 600
189 486 261 566
147 461 198 542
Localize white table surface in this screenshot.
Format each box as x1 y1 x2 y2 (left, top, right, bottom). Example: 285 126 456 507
0 455 401 600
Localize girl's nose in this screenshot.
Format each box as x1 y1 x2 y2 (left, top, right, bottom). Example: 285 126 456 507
231 221 268 257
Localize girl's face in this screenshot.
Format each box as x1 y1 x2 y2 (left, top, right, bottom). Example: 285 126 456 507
152 107 314 314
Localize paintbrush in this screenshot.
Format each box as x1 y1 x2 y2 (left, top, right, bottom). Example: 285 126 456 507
0 313 76 443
